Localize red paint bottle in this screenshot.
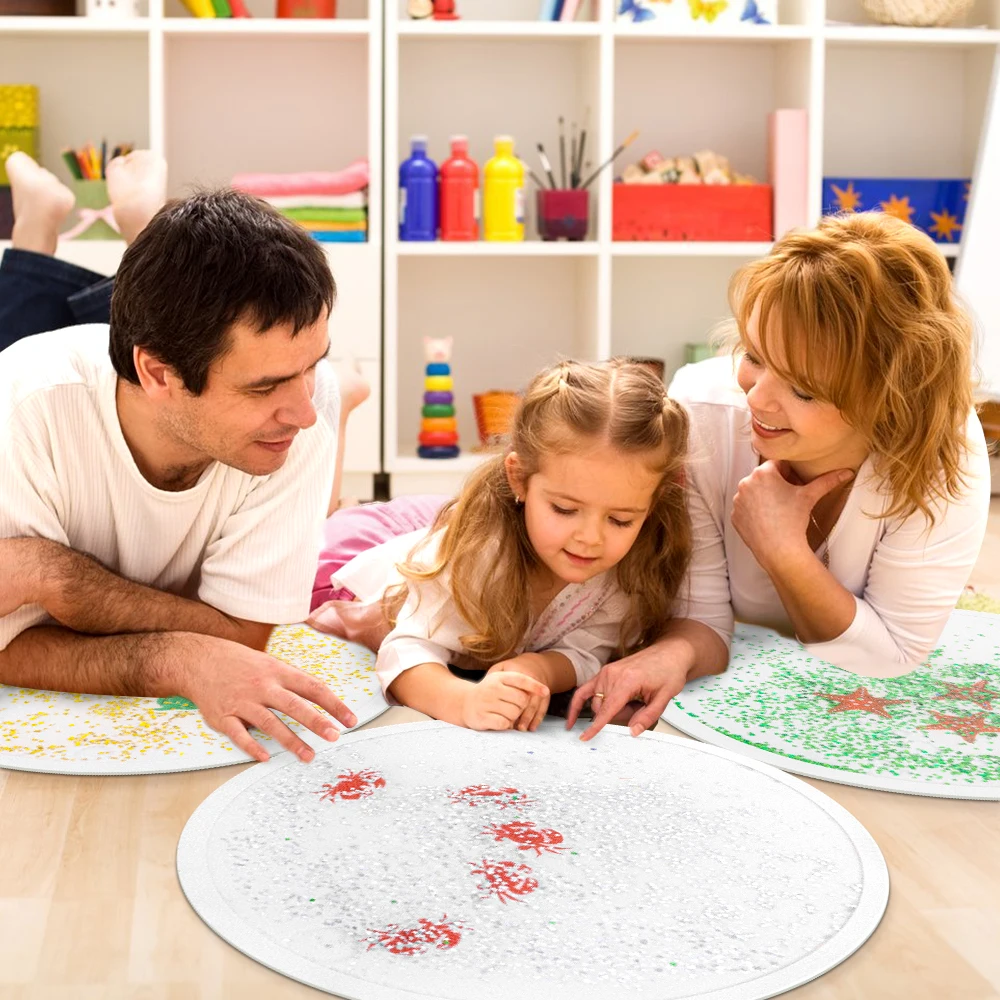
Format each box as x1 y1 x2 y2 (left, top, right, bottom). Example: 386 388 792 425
439 135 479 242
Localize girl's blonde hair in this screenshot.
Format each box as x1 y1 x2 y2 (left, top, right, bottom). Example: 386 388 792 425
730 211 975 523
387 358 692 663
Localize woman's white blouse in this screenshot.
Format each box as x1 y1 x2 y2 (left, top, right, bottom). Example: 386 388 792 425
669 357 992 677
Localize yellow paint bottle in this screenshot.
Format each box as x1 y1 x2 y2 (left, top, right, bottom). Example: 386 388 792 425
483 135 525 242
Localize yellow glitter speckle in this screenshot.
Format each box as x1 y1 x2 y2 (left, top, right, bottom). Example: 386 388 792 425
0 624 381 770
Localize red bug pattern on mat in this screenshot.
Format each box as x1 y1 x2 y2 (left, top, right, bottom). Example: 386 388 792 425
363 915 464 955
316 769 386 804
482 820 567 856
469 858 539 903
448 785 533 810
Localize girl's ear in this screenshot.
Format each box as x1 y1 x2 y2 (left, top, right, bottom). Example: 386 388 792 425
504 452 526 499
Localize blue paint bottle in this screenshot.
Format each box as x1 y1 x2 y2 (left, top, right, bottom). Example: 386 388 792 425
399 135 438 241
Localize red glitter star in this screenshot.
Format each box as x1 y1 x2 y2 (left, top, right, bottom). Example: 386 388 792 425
934 678 999 711
814 686 909 718
918 711 1000 745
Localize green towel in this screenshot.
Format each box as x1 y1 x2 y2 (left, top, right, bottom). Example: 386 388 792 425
281 207 367 223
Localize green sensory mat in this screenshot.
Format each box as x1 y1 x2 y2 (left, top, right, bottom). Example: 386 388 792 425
663 610 1000 799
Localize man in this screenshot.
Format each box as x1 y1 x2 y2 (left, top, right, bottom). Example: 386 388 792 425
0 187 360 763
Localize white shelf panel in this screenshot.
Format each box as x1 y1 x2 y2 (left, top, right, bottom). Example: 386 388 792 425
395 241 599 257
162 18 371 35
824 25 1000 47
397 20 601 38
614 23 813 41
0 15 150 34
390 453 491 474
612 241 774 257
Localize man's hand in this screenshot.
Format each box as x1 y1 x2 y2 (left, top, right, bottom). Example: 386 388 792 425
460 671 550 732
172 633 358 763
487 655 552 732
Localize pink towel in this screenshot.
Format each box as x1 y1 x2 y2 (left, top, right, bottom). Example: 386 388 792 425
232 160 370 198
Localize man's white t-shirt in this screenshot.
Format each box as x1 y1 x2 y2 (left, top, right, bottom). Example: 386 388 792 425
0 325 340 651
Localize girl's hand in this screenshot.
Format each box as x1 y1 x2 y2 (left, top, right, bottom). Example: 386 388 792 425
731 461 854 572
461 671 549 732
487 656 551 732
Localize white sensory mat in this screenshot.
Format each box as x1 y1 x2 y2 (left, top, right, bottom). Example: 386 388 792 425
0 625 387 775
664 611 1000 799
177 720 888 1000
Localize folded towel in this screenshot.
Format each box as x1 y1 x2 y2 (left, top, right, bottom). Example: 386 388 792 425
281 207 368 223
311 231 367 243
299 221 367 232
232 161 370 197
265 192 368 210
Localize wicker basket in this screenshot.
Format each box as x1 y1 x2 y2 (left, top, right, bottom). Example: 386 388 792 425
862 0 973 26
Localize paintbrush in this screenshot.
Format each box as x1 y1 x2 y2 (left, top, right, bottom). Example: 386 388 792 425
580 130 639 190
570 121 579 188
536 142 557 189
559 116 567 189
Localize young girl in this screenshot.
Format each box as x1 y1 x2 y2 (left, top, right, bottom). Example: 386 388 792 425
311 358 691 731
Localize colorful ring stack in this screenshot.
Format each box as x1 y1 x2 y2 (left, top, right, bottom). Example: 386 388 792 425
418 361 460 459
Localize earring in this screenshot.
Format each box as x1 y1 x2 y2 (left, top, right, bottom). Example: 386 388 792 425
515 495 522 504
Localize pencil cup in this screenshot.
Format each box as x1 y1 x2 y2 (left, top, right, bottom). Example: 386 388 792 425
536 189 589 241
65 180 120 241
86 0 140 16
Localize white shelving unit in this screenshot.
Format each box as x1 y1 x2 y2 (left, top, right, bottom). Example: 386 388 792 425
4 0 998 498
384 0 1000 496
0 0 382 497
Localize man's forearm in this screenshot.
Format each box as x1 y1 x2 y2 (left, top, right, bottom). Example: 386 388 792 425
8 538 272 649
0 624 201 697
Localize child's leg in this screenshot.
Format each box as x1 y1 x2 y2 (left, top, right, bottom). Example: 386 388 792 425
312 494 449 610
328 362 373 516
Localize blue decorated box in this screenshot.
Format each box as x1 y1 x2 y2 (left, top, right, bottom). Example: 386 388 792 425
821 177 970 245
617 0 777 25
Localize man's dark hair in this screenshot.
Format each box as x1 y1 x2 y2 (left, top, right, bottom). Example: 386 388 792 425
109 188 336 395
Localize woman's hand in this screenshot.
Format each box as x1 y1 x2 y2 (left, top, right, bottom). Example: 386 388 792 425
566 644 691 741
461 670 550 732
731 461 853 572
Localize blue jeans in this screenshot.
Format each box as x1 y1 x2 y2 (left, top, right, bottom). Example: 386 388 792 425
0 248 114 354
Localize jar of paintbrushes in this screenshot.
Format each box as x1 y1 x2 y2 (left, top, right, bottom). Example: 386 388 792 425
532 118 638 241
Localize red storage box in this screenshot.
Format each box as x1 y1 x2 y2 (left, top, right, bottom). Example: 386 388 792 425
613 183 773 242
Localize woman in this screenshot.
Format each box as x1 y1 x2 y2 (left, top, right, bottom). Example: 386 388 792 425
568 211 992 740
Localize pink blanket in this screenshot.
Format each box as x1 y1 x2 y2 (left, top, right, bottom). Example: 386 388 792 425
232 160 370 197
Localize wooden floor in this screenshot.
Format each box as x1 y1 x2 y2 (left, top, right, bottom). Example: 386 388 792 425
1 499 998 1000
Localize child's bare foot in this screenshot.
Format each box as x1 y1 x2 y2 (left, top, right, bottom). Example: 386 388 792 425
105 150 167 245
6 152 76 256
337 360 372 417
